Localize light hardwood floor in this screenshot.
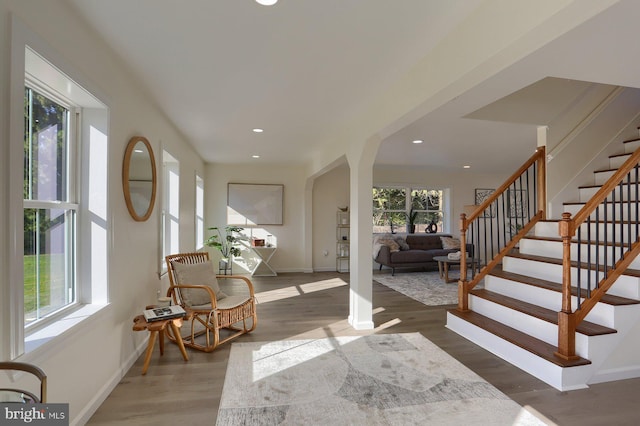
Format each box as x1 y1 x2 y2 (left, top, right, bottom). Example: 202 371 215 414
88 271 640 425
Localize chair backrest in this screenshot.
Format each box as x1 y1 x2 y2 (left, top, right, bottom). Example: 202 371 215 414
0 362 47 403
165 252 211 304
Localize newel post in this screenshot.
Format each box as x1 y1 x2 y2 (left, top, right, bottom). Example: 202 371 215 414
556 212 578 360
458 213 470 312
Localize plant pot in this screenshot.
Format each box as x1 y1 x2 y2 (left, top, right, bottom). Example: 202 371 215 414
219 258 231 274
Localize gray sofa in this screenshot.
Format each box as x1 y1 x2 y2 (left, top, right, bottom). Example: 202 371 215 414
373 233 471 275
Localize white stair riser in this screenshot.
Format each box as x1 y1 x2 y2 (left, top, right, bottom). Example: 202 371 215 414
595 170 616 185
502 256 640 299
562 203 638 221
534 221 560 238
485 275 616 327
609 154 631 169
579 184 640 202
446 313 592 391
519 238 640 269
469 295 597 357
624 139 640 153
534 221 635 241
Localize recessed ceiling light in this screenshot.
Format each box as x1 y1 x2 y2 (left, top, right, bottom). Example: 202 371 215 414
252 155 260 159
256 0 278 5
412 140 423 144
252 128 264 133
463 165 471 169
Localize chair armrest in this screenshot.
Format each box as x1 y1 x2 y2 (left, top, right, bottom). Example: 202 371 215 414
216 275 256 298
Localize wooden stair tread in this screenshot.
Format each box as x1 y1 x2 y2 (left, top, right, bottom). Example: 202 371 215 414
490 266 640 306
470 288 617 335
448 309 591 368
525 234 635 249
507 249 640 279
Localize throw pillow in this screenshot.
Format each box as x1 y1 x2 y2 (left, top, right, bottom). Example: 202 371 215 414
377 238 400 252
440 236 461 250
395 237 410 251
171 260 228 306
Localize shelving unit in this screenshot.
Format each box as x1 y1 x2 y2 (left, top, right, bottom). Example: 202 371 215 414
336 210 350 273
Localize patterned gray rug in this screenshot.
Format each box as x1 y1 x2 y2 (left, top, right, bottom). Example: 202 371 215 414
373 271 460 306
216 333 548 425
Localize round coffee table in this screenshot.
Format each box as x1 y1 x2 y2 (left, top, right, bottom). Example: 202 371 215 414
432 256 476 283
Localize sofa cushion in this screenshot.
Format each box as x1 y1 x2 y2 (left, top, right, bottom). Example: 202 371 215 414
171 260 228 306
390 249 435 263
405 234 450 250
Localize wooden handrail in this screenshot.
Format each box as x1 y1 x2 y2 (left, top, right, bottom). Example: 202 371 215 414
557 146 640 360
465 147 546 224
458 147 546 312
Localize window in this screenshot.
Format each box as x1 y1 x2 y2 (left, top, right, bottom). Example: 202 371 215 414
8 43 109 357
195 174 204 249
373 186 446 233
23 86 76 326
161 151 180 273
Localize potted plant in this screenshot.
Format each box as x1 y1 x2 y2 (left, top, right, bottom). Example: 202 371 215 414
407 208 418 233
205 226 246 273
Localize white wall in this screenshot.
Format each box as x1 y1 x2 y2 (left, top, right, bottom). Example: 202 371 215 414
204 163 307 273
0 1 204 423
312 165 350 271
547 87 640 217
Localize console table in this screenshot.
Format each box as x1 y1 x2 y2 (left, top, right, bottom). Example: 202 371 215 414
250 246 277 276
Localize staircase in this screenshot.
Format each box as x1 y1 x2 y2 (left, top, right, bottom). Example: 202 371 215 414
447 137 640 391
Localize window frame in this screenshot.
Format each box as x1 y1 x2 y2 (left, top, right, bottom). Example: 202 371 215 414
195 174 204 250
373 185 448 234
23 83 81 330
160 150 180 275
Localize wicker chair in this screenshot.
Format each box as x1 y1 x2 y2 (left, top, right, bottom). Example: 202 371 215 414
0 362 47 403
165 252 257 352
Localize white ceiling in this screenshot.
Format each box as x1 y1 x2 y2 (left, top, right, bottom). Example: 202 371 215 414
66 0 640 173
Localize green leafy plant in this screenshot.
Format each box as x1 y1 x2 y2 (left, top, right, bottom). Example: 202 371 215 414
406 208 418 233
205 226 246 259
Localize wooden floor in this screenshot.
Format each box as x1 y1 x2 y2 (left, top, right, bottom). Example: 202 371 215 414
88 271 640 425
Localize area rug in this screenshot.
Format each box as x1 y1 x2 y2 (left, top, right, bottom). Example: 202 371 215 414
216 333 548 425
373 271 459 306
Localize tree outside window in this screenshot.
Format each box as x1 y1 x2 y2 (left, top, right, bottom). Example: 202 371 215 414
373 187 444 233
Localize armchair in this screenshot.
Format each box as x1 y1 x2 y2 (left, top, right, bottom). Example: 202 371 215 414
165 252 257 352
0 362 47 403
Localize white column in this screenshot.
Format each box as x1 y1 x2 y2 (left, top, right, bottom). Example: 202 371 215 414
302 180 314 273
347 135 381 330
